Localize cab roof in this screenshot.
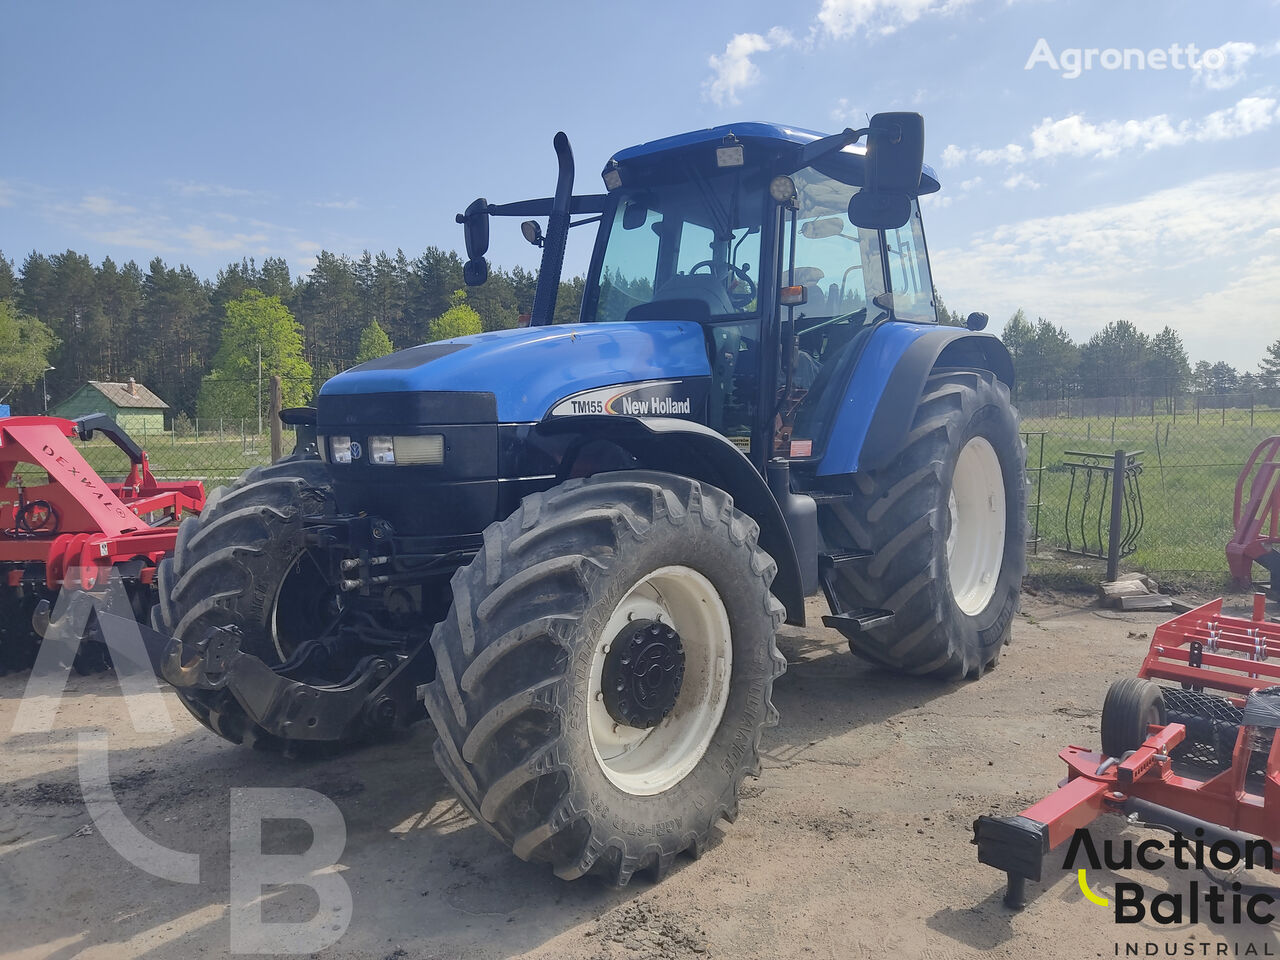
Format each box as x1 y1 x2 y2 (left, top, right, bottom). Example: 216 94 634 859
609 121 941 195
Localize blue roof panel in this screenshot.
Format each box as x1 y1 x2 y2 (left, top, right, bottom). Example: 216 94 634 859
610 121 940 194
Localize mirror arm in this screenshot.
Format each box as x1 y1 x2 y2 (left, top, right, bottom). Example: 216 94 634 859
798 126 870 167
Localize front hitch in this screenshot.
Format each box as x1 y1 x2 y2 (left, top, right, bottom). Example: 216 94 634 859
95 612 431 743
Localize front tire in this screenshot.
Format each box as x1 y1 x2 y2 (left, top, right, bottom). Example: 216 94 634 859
820 369 1026 678
423 471 786 885
153 459 336 746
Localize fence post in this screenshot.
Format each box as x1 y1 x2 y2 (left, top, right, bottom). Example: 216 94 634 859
1106 449 1126 583
269 376 283 462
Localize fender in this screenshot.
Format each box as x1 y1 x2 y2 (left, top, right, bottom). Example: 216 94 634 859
816 324 1013 477
537 416 806 626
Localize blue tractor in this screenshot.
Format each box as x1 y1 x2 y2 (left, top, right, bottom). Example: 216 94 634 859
147 114 1025 884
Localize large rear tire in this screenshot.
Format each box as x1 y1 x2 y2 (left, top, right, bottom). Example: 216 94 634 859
819 369 1026 678
423 471 786 885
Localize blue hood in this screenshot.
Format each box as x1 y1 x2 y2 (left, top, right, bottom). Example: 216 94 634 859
320 322 711 422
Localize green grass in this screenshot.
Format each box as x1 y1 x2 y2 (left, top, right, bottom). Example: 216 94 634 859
18 408 1280 582
1022 406 1280 578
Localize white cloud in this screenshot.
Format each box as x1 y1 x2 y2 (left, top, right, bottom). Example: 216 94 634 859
0 181 16 207
973 143 1026 166
1194 41 1257 91
179 224 270 255
1029 96 1279 159
311 198 361 210
944 97 1280 172
960 176 983 191
831 97 867 126
929 169 1280 369
816 0 970 39
168 180 266 201
703 26 794 106
1002 172 1040 190
79 195 137 216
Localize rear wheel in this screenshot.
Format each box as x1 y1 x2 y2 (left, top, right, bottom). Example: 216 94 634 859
423 470 786 885
819 370 1026 678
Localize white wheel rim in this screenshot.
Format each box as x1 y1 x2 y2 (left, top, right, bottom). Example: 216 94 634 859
947 436 1007 617
588 565 732 796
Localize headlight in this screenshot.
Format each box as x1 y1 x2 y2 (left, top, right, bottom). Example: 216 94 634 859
330 436 353 464
369 436 395 464
392 434 444 465
366 435 445 466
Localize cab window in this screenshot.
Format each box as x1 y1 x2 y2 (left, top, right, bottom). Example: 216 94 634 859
885 203 936 322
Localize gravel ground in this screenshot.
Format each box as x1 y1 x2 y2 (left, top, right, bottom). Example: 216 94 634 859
3 589 1278 960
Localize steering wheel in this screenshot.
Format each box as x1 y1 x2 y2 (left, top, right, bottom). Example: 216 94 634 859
689 260 757 310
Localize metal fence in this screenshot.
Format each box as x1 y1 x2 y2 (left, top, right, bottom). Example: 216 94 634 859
1019 392 1280 586
71 391 1280 587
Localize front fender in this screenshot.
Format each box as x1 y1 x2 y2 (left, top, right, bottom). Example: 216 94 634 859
817 324 1013 476
537 416 805 626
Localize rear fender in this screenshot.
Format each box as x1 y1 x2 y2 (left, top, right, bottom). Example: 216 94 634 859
536 417 805 625
816 324 1013 476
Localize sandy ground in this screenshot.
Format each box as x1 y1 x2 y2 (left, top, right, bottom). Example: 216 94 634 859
3 589 1279 960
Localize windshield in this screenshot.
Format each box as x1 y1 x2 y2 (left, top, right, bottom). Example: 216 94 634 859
582 166 767 324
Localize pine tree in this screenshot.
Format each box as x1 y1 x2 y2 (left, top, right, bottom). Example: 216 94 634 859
1261 339 1280 389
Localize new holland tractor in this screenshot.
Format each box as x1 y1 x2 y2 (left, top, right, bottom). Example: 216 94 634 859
139 113 1026 885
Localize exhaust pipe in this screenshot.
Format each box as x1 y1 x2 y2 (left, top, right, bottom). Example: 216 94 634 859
530 132 574 326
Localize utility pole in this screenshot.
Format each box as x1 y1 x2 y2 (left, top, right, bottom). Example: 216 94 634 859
257 343 262 438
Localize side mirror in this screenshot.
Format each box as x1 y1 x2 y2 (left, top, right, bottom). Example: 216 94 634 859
865 112 924 196
456 197 490 286
463 257 489 285
622 201 649 230
848 190 911 230
800 217 845 240
847 112 924 231
966 311 989 331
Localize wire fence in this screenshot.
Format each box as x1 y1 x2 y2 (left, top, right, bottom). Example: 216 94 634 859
63 388 1280 589
1019 391 1280 587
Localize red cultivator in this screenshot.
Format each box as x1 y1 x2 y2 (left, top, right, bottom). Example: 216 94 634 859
1228 436 1280 596
975 595 1280 908
0 415 204 673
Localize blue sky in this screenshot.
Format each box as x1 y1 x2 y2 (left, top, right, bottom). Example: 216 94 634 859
2 1 1276 368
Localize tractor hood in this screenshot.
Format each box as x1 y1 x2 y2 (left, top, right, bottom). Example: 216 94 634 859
319 321 711 423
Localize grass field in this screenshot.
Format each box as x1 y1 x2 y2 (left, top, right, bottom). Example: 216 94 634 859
1022 406 1280 581
20 408 1280 585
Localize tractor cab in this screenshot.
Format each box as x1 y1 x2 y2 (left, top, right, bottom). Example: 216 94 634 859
461 119 943 464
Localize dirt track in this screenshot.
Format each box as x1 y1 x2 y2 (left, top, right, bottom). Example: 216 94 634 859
3 590 1278 960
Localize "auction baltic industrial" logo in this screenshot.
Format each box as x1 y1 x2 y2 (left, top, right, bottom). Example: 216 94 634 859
1064 827 1276 926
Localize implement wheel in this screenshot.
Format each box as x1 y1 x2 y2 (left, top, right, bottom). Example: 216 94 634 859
1101 677 1166 758
423 470 786 885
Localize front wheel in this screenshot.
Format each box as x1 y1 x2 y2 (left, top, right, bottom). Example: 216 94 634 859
820 369 1027 678
423 471 786 885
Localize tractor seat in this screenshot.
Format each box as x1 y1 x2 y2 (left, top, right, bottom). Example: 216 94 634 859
654 274 734 315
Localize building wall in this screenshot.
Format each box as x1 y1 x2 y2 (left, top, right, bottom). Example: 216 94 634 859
49 388 166 438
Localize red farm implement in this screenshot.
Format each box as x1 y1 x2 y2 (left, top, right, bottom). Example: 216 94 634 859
1228 436 1280 597
974 595 1280 908
0 414 204 673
